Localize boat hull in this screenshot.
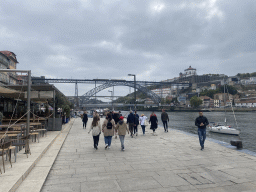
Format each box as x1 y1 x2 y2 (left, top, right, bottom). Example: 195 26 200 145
209 126 240 135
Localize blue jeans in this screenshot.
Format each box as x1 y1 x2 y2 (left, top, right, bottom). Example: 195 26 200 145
104 136 112 147
141 125 145 134
119 135 125 149
198 128 206 148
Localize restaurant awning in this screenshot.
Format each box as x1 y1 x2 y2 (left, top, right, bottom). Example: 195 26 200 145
1 84 63 103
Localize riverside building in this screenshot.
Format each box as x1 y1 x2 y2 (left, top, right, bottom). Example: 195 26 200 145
0 51 19 85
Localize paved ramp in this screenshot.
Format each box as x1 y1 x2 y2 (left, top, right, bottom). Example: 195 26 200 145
41 118 256 192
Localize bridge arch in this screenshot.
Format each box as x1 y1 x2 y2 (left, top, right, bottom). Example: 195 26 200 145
81 81 161 103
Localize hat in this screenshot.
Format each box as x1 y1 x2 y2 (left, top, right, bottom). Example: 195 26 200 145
141 114 144 116
119 116 124 120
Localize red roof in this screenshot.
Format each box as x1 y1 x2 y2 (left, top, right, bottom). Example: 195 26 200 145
0 51 18 63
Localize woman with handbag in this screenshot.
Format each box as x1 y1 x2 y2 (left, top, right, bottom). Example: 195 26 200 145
149 111 158 136
88 116 101 150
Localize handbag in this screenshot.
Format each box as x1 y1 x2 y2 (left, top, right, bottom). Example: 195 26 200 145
144 120 149 126
92 126 100 136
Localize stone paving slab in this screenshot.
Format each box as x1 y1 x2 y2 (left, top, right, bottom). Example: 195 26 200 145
0 119 74 192
40 118 256 192
15 119 74 192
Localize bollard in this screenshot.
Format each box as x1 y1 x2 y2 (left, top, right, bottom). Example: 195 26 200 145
230 140 243 149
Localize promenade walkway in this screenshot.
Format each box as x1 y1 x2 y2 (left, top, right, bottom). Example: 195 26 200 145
41 118 256 192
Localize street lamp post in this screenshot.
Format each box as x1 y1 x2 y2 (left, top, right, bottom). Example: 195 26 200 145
128 74 136 110
108 90 113 111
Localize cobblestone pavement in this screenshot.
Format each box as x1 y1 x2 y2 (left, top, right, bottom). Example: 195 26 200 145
41 118 256 192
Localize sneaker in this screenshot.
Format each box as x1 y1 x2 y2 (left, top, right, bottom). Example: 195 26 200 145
167 129 168 132
201 146 204 150
122 148 125 151
136 133 138 136
105 144 108 150
108 146 111 149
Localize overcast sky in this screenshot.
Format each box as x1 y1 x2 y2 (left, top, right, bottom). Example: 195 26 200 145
1 0 256 99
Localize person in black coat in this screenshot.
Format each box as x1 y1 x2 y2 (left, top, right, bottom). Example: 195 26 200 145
149 111 158 136
82 111 88 129
134 111 139 136
127 110 135 137
195 111 209 150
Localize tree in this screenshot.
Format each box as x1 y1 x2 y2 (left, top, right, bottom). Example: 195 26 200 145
200 89 217 99
63 105 71 118
190 96 203 108
218 85 237 95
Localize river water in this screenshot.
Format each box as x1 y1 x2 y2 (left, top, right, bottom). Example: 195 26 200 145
122 111 256 153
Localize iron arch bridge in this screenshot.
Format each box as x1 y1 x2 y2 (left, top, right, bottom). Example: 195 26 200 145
80 81 161 104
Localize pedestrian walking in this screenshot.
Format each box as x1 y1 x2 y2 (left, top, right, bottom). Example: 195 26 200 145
161 109 169 132
134 111 139 136
127 110 135 137
82 111 88 129
149 111 158 136
139 114 147 135
88 116 101 150
115 116 129 151
195 111 209 150
102 113 115 149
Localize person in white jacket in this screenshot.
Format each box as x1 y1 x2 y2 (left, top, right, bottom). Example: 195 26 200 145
139 114 147 135
88 116 101 150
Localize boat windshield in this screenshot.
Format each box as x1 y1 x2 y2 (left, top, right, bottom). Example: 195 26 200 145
216 122 225 126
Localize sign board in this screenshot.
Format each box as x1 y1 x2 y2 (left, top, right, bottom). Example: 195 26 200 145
25 91 54 99
40 91 54 98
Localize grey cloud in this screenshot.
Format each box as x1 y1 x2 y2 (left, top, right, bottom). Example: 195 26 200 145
1 0 256 97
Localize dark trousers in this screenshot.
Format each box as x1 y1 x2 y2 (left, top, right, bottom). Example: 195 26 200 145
129 123 134 136
141 125 145 134
198 128 206 148
134 125 138 134
93 134 100 148
163 121 168 131
83 121 87 129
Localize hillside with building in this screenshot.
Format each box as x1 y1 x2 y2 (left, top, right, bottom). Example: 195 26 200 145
114 66 256 111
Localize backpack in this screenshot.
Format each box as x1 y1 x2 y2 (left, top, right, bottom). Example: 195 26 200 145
107 120 113 129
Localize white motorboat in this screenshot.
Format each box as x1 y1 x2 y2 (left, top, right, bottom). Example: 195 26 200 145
209 122 240 135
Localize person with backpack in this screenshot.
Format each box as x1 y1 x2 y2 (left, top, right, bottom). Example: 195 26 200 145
134 111 139 136
88 116 101 150
127 110 135 138
102 113 115 149
115 116 129 151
